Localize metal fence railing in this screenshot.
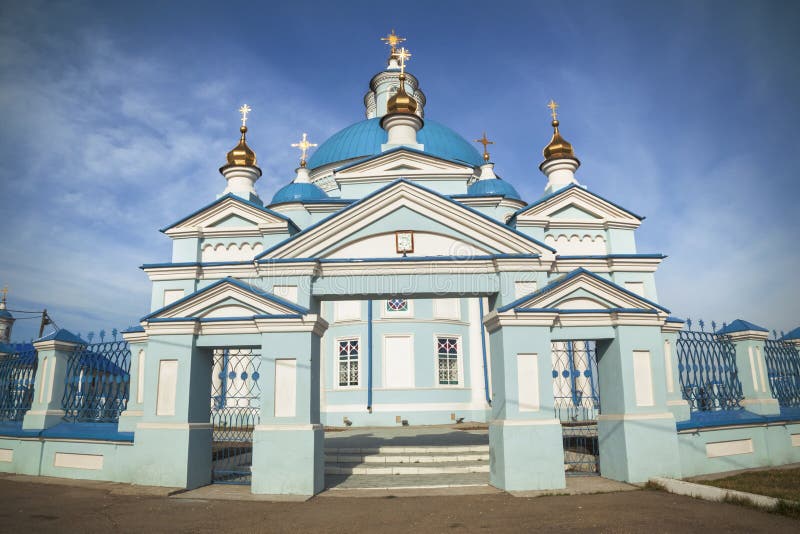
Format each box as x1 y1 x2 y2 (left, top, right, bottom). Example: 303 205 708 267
764 339 800 408
0 344 38 422
677 328 743 412
61 337 131 423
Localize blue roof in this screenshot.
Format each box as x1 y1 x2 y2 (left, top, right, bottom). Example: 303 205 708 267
781 327 800 341
271 182 329 204
35 328 86 344
716 319 769 334
466 178 521 200
0 309 12 319
507 183 645 224
307 118 484 169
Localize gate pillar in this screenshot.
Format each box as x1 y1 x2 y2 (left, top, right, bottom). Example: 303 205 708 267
487 325 566 491
251 327 325 496
597 325 681 482
717 321 779 416
129 334 213 489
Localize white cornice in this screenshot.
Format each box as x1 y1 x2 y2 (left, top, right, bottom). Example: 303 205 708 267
121 331 148 344
721 330 770 342
484 309 668 332
143 315 328 337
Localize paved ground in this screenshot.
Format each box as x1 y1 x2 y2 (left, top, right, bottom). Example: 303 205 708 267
324 425 490 448
0 476 797 533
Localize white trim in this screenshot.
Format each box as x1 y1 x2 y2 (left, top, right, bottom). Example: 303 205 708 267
748 346 759 391
0 449 13 462
136 350 146 404
323 402 480 413
156 360 178 417
334 300 362 323
489 418 561 427
632 350 654 407
756 346 768 394
664 339 674 394
382 334 416 389
53 452 104 470
706 439 753 458
333 336 362 390
597 412 675 421
254 424 323 432
433 298 461 321
39 357 49 403
516 354 540 412
136 422 214 430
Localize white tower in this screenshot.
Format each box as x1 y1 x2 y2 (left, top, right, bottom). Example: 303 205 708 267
0 287 15 344
219 104 262 203
540 100 580 195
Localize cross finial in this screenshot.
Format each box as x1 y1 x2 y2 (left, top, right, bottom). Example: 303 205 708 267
291 133 317 167
0 286 7 304
474 132 494 162
547 99 559 121
396 47 411 75
381 29 406 54
239 104 252 127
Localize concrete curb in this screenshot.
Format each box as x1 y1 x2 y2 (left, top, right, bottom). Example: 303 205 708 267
649 477 781 509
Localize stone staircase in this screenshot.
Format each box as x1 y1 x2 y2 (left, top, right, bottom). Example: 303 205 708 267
324 444 490 488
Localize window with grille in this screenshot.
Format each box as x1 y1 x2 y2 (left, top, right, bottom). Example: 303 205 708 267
437 337 459 385
338 339 359 387
386 298 408 312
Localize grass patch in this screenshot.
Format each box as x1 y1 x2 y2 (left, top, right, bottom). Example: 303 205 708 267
699 468 800 502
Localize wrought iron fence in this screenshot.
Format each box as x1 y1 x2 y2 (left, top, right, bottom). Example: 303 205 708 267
763 339 800 408
0 344 38 422
677 327 743 412
62 336 131 423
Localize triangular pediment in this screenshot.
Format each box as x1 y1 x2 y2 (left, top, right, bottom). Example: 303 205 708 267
162 194 296 237
512 185 643 229
142 278 308 321
499 268 669 314
334 148 475 181
257 180 554 260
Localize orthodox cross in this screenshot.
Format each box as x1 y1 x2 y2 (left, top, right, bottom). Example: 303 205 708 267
0 286 6 303
381 29 406 54
396 47 411 75
239 104 252 127
291 133 317 167
474 132 494 162
547 99 559 121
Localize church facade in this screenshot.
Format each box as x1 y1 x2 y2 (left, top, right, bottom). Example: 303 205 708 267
1 34 799 496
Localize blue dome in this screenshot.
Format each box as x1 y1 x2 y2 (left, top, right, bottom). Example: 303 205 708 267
0 310 12 319
467 178 521 200
271 182 328 204
307 118 485 169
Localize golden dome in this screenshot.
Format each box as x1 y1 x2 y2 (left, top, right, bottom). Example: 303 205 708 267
387 73 418 115
542 119 577 161
225 126 257 167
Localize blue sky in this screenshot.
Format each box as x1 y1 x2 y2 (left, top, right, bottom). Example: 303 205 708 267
0 0 798 341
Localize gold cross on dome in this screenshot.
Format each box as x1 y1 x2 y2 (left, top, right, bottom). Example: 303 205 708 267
239 104 252 127
474 132 494 162
0 286 7 301
381 29 405 53
396 47 411 74
291 133 317 166
547 99 559 121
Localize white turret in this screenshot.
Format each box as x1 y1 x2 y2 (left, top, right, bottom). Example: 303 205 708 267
540 100 580 195
219 104 262 203
380 48 424 152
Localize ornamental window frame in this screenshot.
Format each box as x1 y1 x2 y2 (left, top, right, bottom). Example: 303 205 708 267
335 337 361 389
381 297 414 319
434 334 463 387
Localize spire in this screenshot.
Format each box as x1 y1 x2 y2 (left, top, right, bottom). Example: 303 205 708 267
542 100 578 162
539 100 580 195
224 104 258 168
475 132 494 163
380 46 424 151
291 133 317 169
219 104 262 203
386 48 418 115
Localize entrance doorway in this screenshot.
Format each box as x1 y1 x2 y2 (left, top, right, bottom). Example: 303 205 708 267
551 340 600 475
210 348 261 484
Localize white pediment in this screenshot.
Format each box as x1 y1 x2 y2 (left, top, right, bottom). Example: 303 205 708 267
259 180 554 260
145 278 304 320
164 196 294 238
325 231 490 259
506 269 667 314
333 149 475 183
514 186 642 230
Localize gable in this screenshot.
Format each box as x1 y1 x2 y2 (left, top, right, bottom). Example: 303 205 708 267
513 185 642 230
257 180 554 260
499 269 669 314
333 148 475 184
162 195 296 238
143 278 307 321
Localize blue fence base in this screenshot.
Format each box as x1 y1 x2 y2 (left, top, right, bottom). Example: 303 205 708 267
676 408 800 431
0 421 133 442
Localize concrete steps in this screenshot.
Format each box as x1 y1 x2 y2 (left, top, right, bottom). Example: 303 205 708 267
324 445 490 477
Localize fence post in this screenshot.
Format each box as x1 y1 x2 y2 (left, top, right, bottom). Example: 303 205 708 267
22 329 85 431
717 319 779 416
782 327 800 349
118 327 147 433
662 320 691 422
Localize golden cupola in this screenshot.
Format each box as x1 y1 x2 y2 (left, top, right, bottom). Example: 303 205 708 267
542 119 578 161
225 125 258 168
387 72 418 115
540 100 581 194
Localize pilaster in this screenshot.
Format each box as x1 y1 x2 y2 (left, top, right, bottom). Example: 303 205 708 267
661 322 691 422
118 328 148 432
717 320 778 416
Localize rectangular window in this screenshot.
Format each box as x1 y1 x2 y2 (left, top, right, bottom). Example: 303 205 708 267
437 337 460 385
386 298 408 312
433 298 460 320
338 339 359 387
272 285 298 303
334 301 361 322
